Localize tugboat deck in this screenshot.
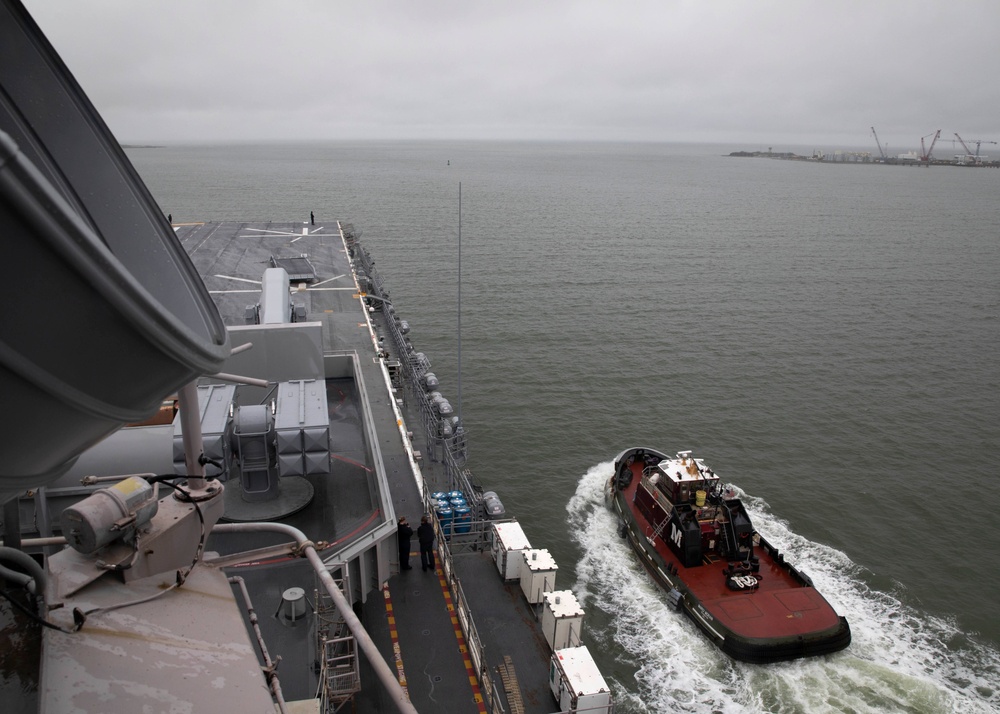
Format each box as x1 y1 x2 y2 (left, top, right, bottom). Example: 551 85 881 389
618 457 841 635
611 449 849 662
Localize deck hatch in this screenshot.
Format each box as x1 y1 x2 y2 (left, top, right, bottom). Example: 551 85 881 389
270 255 317 282
717 598 764 621
774 589 821 613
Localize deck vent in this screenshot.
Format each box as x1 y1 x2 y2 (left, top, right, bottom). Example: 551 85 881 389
279 587 309 625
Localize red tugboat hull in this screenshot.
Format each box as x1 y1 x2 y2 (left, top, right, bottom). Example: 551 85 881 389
607 448 850 664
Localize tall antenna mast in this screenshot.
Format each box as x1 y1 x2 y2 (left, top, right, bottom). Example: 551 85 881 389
457 182 462 425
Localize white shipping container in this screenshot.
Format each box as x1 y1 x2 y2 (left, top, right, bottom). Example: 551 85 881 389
492 521 531 580
549 646 612 714
520 548 557 604
541 590 584 652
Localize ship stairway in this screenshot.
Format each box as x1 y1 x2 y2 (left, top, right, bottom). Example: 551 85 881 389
720 502 739 557
648 513 670 547
316 571 361 712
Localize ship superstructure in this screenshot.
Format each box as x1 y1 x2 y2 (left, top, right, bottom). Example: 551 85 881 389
0 2 612 711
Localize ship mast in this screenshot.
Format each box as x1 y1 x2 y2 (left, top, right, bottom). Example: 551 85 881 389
457 182 462 426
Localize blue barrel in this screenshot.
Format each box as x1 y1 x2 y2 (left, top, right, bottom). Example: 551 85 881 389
435 499 451 511
435 506 453 536
431 491 448 502
453 506 472 534
449 497 467 508
447 490 464 501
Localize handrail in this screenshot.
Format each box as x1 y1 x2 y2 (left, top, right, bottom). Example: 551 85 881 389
229 575 288 714
353 244 474 500
212 521 418 714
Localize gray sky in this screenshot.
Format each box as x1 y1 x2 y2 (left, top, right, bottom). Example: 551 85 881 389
22 0 1000 151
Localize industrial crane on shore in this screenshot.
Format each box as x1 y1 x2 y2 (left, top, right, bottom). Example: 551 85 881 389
871 127 887 161
970 138 997 156
920 129 941 162
953 133 997 164
954 133 974 157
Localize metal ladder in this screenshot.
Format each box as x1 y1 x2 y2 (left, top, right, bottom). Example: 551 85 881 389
648 509 673 546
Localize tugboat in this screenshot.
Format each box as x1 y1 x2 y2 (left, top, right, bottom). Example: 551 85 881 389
607 447 851 663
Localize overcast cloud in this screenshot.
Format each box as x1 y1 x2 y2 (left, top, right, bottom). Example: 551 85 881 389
21 0 1000 150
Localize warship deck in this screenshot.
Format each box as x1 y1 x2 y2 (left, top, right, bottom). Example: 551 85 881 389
176 220 560 713
0 6 607 710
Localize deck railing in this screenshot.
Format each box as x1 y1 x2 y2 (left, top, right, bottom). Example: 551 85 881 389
352 242 478 505
350 236 613 714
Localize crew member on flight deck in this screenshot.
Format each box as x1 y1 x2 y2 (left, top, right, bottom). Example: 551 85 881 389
397 516 413 570
418 515 435 572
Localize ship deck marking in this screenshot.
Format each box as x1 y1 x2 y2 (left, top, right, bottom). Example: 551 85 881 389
435 566 488 713
383 584 411 698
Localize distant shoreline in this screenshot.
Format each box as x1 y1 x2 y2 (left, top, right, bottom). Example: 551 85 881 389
728 150 803 159
727 149 999 167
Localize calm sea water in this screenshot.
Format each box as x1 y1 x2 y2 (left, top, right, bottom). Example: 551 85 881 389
128 141 999 713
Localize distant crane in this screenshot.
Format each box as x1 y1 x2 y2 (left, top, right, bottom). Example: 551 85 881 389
920 130 941 162
871 126 887 160
954 133 974 157
954 133 997 164
968 137 997 158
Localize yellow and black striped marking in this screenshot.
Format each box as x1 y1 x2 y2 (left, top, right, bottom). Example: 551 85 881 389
434 567 487 713
382 584 410 701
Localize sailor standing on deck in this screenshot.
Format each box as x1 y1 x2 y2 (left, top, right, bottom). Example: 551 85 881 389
418 515 435 572
397 517 413 570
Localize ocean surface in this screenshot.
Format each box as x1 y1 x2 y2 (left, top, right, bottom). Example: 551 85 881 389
127 141 999 714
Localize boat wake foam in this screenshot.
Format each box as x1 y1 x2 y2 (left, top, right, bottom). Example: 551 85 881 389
566 461 999 714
